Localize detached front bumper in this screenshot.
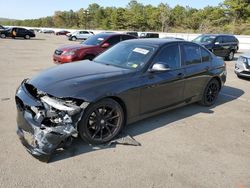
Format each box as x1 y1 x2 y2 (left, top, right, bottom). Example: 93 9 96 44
15 81 87 160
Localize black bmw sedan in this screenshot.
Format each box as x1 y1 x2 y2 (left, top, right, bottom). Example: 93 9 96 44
15 39 226 159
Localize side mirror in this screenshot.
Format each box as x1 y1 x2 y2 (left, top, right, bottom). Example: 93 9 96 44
214 41 220 45
101 43 110 48
149 63 171 72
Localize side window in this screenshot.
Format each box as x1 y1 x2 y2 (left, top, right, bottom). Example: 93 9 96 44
154 44 180 69
82 31 89 34
201 48 211 63
182 44 201 65
215 36 223 44
223 36 230 43
106 35 121 46
121 35 135 41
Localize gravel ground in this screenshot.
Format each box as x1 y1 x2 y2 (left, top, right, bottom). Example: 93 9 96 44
0 33 249 188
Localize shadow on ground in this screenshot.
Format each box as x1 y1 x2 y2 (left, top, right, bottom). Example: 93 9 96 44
49 85 244 163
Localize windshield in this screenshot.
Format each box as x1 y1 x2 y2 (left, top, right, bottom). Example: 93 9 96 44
94 42 156 70
81 34 109 46
193 35 216 43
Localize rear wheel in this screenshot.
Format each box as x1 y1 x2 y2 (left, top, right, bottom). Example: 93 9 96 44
78 98 124 144
200 79 220 106
225 50 234 61
24 34 30 39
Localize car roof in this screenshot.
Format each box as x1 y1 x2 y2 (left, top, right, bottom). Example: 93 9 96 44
122 38 190 47
201 34 236 37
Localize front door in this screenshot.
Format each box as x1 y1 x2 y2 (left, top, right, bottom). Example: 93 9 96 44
140 44 185 115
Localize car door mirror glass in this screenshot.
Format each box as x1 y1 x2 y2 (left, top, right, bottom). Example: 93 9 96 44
149 63 171 72
215 41 220 45
101 43 110 48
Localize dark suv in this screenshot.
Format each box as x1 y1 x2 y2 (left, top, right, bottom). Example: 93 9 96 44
193 34 239 61
0 27 35 39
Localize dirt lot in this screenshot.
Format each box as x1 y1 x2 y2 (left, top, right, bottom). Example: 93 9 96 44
0 33 249 188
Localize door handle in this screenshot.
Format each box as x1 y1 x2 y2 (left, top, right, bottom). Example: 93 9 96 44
177 72 185 78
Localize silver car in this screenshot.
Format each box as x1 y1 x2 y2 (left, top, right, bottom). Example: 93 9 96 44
235 52 250 78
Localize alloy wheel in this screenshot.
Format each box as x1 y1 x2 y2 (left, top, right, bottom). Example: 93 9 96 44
85 104 123 142
205 82 219 103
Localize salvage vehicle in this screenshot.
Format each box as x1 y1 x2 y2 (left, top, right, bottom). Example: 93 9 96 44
192 34 239 61
67 30 94 41
235 51 250 78
0 27 35 39
53 33 136 64
16 39 226 160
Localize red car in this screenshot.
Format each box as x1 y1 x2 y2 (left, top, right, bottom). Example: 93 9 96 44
55 30 70 35
53 33 136 64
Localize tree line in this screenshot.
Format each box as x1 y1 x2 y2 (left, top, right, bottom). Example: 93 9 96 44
1 0 250 34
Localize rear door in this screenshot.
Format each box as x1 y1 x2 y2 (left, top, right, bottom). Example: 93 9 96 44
181 43 212 100
16 28 24 37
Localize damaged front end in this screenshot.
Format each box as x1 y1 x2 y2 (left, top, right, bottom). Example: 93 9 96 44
15 79 89 160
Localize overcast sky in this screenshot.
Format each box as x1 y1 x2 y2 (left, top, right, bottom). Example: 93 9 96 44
1 0 223 20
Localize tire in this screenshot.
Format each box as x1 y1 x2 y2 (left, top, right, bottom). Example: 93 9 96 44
83 54 95 61
0 33 6 38
200 79 220 106
225 50 234 61
24 35 30 39
78 98 125 144
71 36 77 41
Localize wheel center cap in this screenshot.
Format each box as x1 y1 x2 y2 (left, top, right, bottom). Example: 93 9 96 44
100 119 105 124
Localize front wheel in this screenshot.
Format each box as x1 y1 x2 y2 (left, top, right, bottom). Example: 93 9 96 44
78 98 125 144
200 79 220 106
71 36 77 41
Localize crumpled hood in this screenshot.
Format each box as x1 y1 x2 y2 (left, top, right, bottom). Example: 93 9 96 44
29 60 132 98
57 44 95 51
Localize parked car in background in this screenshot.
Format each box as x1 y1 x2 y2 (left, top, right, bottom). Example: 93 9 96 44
43 29 55 34
140 32 159 38
53 33 136 64
192 34 239 61
125 32 138 37
68 30 94 41
0 27 35 39
16 39 226 159
235 52 250 78
163 36 184 40
55 30 70 36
